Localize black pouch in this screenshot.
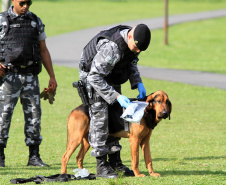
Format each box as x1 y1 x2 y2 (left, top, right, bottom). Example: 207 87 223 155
5 47 26 66
108 102 124 133
32 61 42 76
32 44 41 62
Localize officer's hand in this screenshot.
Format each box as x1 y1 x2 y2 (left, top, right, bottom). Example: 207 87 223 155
117 95 131 108
137 83 146 99
49 78 57 92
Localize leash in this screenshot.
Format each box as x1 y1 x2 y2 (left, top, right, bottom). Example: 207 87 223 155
129 96 147 102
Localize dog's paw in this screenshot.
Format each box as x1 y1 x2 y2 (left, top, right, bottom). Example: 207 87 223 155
150 172 161 177
135 174 146 177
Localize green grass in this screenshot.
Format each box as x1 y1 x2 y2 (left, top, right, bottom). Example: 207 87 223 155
139 17 226 74
25 0 226 37
1 66 225 184
0 0 225 184
1 0 225 73
29 0 226 74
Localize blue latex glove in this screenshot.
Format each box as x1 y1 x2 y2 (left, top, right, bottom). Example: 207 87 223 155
137 83 146 99
117 95 131 108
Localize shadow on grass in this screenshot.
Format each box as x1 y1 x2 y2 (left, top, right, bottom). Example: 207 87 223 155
2 156 225 177
0 165 53 175
158 170 226 176
152 155 226 161
37 155 226 171
137 169 226 177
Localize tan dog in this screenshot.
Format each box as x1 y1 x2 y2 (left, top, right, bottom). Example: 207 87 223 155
61 90 172 177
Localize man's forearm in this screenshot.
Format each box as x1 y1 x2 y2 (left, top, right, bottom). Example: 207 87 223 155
41 49 55 79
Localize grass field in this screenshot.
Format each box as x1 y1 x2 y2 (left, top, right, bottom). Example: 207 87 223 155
2 0 226 37
28 0 226 36
1 0 225 73
140 17 226 74
0 0 225 184
1 67 225 184
30 0 226 73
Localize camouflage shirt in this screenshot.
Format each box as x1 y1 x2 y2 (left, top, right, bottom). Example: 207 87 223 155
84 29 142 104
0 6 46 40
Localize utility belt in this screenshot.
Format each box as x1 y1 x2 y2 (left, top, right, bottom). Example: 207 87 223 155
5 63 42 76
73 80 103 106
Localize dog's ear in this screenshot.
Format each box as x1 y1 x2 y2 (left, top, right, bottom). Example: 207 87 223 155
168 99 172 120
145 103 152 111
145 93 155 111
146 93 155 103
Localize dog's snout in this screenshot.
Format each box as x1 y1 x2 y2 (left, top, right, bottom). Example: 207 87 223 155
161 111 169 119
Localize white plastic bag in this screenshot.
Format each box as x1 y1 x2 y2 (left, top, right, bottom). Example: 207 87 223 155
120 101 148 123
73 168 90 178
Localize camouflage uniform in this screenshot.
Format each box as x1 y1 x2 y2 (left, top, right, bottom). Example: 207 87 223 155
79 29 142 157
0 6 46 148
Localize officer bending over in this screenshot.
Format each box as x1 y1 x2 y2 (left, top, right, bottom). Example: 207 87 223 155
0 0 57 167
79 24 151 178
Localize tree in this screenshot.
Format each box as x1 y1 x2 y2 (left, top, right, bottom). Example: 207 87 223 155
2 0 11 12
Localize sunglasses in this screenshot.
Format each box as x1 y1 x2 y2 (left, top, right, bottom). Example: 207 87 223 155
18 1 32 7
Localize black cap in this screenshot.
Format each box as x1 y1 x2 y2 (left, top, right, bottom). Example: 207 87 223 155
133 24 151 51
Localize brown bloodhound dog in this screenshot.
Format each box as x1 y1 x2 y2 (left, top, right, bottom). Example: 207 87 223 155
61 90 172 177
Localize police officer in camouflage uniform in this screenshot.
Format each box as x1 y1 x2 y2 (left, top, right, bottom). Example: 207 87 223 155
0 0 57 167
79 24 151 178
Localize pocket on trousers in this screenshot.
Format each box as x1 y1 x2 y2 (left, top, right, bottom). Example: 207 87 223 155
0 92 4 101
91 101 107 118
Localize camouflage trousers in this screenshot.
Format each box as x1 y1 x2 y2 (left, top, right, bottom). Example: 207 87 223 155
0 73 42 147
88 87 122 158
80 68 122 157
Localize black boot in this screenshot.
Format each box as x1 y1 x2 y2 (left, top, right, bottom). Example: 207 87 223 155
109 151 134 176
0 147 5 167
96 155 118 178
27 145 49 167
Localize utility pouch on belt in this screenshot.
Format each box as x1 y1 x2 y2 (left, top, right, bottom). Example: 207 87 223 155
32 44 41 62
73 80 89 106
